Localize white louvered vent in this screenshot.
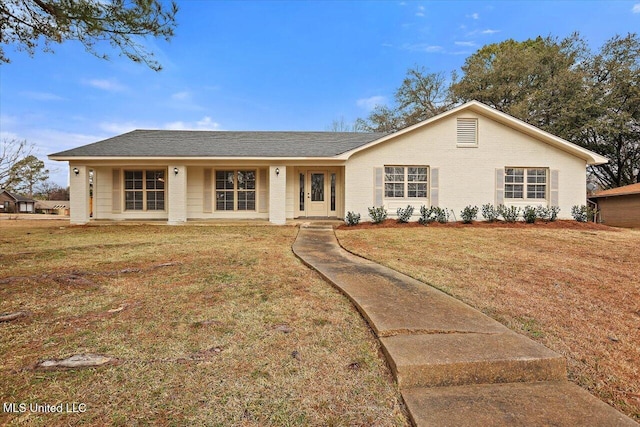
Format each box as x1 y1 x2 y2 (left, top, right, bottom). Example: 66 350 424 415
457 118 478 146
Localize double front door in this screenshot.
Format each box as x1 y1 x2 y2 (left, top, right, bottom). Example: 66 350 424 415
298 170 337 217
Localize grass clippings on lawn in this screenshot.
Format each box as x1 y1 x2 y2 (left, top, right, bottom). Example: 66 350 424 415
336 222 640 421
0 221 408 426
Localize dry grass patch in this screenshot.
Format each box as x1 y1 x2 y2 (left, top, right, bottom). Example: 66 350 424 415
0 221 407 426
336 225 640 421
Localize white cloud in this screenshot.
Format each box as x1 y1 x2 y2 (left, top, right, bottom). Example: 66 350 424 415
455 41 476 47
469 12 479 19
164 116 221 131
400 43 444 53
356 96 387 111
633 3 640 13
171 91 191 101
23 129 104 186
481 29 500 34
416 5 425 17
20 91 65 101
84 78 126 92
99 121 143 135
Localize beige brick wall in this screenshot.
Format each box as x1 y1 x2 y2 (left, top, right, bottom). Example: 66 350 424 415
345 111 587 220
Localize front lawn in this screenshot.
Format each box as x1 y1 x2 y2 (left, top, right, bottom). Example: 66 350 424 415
0 221 407 426
336 224 640 421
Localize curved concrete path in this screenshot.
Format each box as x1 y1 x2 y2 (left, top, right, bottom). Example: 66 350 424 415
293 224 638 427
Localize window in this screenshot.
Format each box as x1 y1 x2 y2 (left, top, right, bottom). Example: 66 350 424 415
216 170 256 211
505 168 547 200
457 118 478 146
125 170 165 211
384 166 428 198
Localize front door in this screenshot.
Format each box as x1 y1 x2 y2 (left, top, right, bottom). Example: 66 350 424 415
307 171 328 217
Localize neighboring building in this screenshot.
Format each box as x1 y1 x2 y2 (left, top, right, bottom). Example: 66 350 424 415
0 190 36 213
49 101 608 225
589 183 640 228
35 200 70 216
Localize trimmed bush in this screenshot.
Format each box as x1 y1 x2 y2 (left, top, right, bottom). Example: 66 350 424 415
368 206 387 224
571 205 596 222
433 207 450 223
536 205 561 222
460 205 479 224
481 203 499 222
345 211 361 226
498 204 521 222
418 205 434 225
523 205 537 223
396 205 414 223
418 206 450 224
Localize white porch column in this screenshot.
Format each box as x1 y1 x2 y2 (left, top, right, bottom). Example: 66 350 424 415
269 165 286 225
69 164 90 225
167 165 187 225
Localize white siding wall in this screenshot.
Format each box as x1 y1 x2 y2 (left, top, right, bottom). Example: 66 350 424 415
345 111 587 220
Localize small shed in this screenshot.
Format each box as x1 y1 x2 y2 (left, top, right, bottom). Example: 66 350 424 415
589 183 640 228
0 190 36 213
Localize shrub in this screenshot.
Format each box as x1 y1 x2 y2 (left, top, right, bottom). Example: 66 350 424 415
418 205 449 224
418 205 434 225
433 207 450 223
345 211 361 226
498 204 521 223
523 205 537 223
571 205 587 222
571 205 596 222
460 205 479 224
481 203 499 222
536 205 561 222
368 206 387 224
396 205 414 223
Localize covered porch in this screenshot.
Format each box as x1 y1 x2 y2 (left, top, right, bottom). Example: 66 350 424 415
67 162 346 225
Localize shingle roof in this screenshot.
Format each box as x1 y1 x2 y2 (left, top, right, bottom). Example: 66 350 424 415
49 130 388 158
590 183 640 198
0 189 35 202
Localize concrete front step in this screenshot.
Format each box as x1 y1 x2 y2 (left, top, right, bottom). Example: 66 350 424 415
381 331 566 388
402 381 639 427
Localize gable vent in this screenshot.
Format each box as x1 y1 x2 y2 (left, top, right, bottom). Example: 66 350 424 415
457 118 478 145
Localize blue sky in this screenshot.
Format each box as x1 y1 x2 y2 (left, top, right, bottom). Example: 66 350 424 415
1 0 639 187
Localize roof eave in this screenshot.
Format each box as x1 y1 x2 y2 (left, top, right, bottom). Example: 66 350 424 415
48 155 345 162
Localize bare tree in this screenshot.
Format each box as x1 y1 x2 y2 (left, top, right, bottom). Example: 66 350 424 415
0 138 33 189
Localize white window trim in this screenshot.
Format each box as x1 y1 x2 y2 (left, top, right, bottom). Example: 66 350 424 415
215 169 258 212
123 169 166 212
504 167 549 201
383 166 429 201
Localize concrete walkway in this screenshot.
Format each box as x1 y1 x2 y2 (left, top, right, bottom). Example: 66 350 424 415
292 224 638 427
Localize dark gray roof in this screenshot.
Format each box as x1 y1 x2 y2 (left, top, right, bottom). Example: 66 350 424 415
50 130 387 158
0 190 35 202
